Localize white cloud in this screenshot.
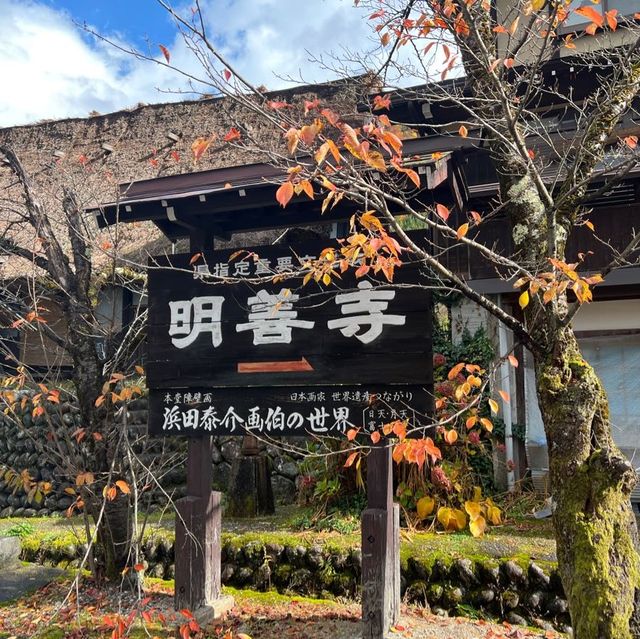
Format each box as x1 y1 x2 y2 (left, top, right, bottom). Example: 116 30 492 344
0 0 378 128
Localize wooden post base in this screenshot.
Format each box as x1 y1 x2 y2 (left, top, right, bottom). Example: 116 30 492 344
362 446 400 639
175 491 222 610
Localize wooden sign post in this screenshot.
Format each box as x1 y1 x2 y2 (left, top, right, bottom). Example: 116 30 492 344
146 238 432 634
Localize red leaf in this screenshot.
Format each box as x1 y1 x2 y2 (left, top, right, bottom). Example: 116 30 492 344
223 127 241 142
344 451 358 468
435 203 450 222
159 44 171 63
189 252 202 265
223 69 232 81
347 428 359 441
276 181 294 208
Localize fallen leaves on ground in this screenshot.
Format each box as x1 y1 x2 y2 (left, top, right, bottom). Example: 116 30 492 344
0 576 564 639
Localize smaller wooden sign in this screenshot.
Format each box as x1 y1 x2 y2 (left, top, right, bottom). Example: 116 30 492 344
148 385 431 437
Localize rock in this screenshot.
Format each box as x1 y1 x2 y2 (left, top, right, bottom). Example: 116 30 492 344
432 558 450 581
149 563 165 579
306 545 325 569
265 543 284 560
546 596 568 616
442 585 465 608
451 558 477 586
502 590 519 610
526 590 544 610
532 617 555 631
22 508 37 517
235 567 254 585
474 587 496 606
275 460 299 479
506 612 528 626
0 507 14 518
405 580 429 605
254 563 271 590
290 568 313 594
432 606 448 617
528 562 550 587
427 583 444 605
164 564 175 580
407 557 430 581
243 541 265 565
221 563 235 583
502 560 525 585
273 564 293 587
220 440 241 463
211 444 223 464
331 551 348 570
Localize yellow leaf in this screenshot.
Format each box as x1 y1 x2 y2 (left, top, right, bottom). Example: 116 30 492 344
417 495 436 519
453 508 467 531
480 417 494 432
518 289 530 309
322 272 331 286
456 223 469 239
486 503 502 525
469 515 487 537
531 0 546 10
464 500 483 520
489 398 499 414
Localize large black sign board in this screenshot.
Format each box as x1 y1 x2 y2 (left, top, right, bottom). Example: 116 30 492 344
147 238 432 436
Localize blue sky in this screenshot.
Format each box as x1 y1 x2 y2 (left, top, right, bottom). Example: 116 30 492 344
0 0 375 127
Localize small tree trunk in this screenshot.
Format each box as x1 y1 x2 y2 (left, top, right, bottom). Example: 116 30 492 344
535 330 640 638
94 493 134 582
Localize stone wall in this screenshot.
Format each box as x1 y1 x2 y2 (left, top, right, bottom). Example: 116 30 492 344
0 394 299 517
20 531 571 633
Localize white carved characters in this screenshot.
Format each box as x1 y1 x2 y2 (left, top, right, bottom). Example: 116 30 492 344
235 288 315 345
168 296 224 349
327 280 406 344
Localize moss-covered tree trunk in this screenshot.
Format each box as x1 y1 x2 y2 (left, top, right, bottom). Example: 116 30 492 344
533 328 640 638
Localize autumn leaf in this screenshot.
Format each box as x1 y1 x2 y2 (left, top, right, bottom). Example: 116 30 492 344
456 223 469 239
489 398 499 414
116 480 131 495
370 431 381 444
531 0 546 10
444 429 458 444
435 203 450 222
508 354 519 368
276 182 294 208
518 289 530 309
191 137 212 163
624 135 638 149
466 415 478 429
447 361 465 380
223 69 232 81
135 365 145 375
458 125 468 138
469 515 487 537
346 427 359 441
574 5 604 28
416 495 435 519
480 417 494 432
189 252 202 265
498 389 510 403
373 94 391 111
344 451 358 468
223 127 241 142
159 44 171 63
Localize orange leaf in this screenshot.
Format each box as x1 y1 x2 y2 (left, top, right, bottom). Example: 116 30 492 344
191 137 212 163
503 58 515 68
344 451 359 468
444 429 458 445
480 417 494 432
466 415 478 429
574 5 604 27
346 428 359 441
223 127 241 142
435 203 450 222
370 431 381 444
447 362 465 380
116 480 131 495
159 44 171 63
498 389 510 403
458 125 468 138
189 252 202 265
456 223 469 239
508 354 519 368
134 563 144 572
624 135 638 149
276 182 294 208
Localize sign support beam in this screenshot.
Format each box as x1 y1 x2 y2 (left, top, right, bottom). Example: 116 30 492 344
362 445 400 639
174 231 231 618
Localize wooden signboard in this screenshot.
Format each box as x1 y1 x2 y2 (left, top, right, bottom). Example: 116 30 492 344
146 238 433 635
149 385 430 437
147 240 431 390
